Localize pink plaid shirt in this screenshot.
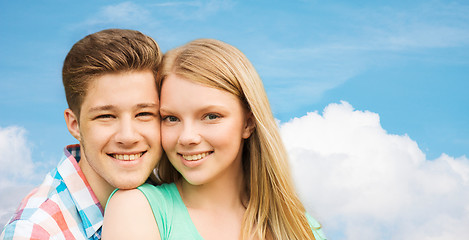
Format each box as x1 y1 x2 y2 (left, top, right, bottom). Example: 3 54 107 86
0 145 104 239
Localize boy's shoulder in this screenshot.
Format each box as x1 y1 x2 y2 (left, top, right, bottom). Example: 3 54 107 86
1 150 103 240
1 173 80 239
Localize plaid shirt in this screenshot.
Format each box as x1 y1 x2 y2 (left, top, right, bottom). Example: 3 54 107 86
1 145 104 240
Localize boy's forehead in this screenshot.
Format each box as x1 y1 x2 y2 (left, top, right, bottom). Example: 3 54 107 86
80 71 158 109
84 70 157 93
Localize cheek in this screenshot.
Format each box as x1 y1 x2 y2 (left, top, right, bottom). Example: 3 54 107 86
161 126 178 151
207 123 244 148
81 123 115 146
140 121 161 143
79 123 96 142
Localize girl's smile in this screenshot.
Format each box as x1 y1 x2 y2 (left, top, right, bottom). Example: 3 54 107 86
160 74 253 186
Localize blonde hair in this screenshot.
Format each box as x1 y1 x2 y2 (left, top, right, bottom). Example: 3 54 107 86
156 39 317 239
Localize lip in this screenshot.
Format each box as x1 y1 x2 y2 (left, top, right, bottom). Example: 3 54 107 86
178 151 212 168
108 151 147 166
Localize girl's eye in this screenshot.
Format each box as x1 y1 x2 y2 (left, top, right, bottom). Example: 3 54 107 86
204 113 221 121
162 116 179 122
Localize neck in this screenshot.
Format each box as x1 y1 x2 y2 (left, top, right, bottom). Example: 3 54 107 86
178 163 247 211
78 155 115 209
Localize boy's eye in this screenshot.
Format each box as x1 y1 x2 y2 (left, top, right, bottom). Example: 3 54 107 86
136 112 156 121
136 112 155 117
95 114 114 119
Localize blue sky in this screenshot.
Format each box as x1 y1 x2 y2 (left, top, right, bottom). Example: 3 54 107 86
1 1 469 239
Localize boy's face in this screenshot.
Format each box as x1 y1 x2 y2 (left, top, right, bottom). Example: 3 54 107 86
65 71 161 195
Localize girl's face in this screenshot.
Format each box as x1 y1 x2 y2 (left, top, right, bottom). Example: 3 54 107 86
160 74 253 186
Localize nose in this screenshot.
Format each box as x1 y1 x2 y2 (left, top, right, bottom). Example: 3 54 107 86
115 117 142 145
177 122 201 146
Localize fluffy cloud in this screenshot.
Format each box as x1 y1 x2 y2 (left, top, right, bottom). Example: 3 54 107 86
81 2 151 27
281 101 469 240
0 126 34 182
0 126 39 229
2 103 468 238
150 0 235 21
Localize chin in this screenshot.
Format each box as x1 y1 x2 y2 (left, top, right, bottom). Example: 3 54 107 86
115 179 146 189
183 176 208 186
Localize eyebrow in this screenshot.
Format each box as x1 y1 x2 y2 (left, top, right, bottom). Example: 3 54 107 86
198 105 228 112
88 105 115 113
159 104 228 114
136 103 158 109
159 106 174 115
88 103 158 113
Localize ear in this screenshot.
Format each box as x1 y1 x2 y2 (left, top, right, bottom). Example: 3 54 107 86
64 109 81 142
242 111 256 139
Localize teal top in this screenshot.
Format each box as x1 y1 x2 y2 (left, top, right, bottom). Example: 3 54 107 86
132 183 327 240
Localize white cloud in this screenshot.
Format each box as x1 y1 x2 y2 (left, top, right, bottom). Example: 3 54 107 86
0 126 41 230
260 1 469 115
0 126 34 181
1 104 468 238
151 0 235 20
281 102 469 240
261 44 366 113
82 2 151 27
77 0 235 31
325 1 469 51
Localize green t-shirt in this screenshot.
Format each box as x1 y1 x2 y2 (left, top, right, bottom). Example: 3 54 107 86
133 183 327 240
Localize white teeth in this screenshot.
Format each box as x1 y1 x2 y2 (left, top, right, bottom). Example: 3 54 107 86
113 153 143 161
182 152 210 161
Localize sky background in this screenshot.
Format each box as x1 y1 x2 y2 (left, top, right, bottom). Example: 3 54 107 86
1 0 468 239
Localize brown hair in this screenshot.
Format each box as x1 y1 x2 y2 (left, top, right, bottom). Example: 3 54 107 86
156 39 317 239
62 29 162 117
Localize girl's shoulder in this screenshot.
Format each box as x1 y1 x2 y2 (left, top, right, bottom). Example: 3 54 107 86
305 213 328 240
138 183 204 239
103 188 160 239
137 182 179 202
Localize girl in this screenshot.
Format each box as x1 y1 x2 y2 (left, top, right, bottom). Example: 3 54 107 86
103 39 326 240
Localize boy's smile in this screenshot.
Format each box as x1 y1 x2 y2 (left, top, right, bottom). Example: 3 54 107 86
66 70 162 203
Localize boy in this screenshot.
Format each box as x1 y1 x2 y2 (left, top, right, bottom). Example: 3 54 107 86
1 29 162 239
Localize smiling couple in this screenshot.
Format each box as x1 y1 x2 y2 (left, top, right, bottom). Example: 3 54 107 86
1 29 326 240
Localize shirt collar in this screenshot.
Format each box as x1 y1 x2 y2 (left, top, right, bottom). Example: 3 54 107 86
58 144 104 238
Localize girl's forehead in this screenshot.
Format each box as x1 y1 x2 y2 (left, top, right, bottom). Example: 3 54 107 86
160 75 244 113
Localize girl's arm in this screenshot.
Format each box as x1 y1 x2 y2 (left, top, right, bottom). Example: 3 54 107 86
102 189 160 240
